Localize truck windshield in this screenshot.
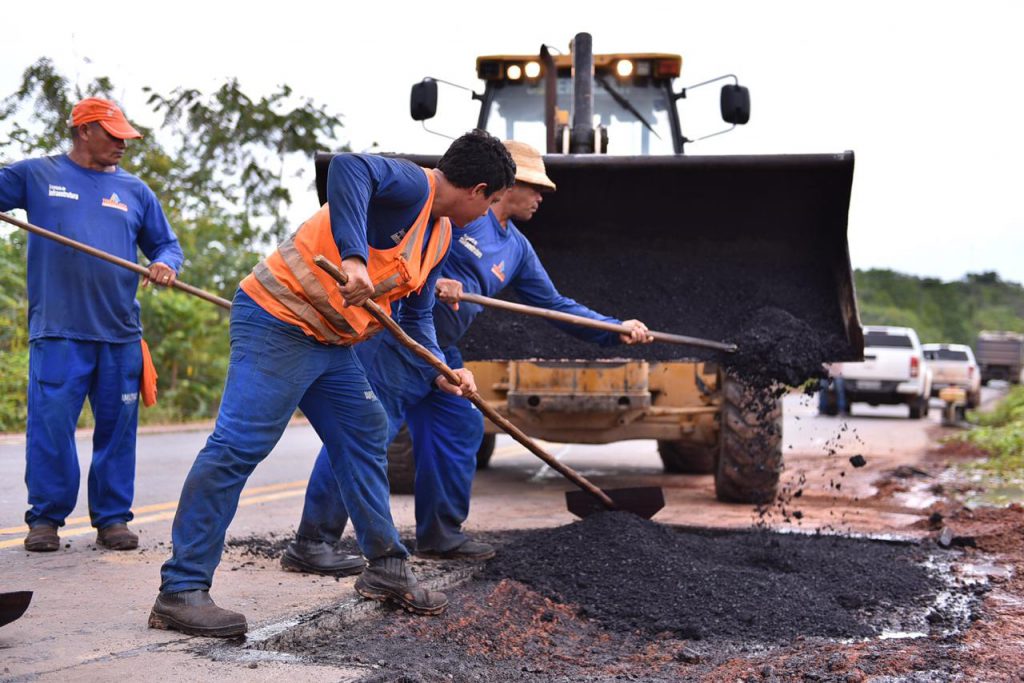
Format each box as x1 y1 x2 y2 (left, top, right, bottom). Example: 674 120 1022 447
484 79 676 155
864 332 914 349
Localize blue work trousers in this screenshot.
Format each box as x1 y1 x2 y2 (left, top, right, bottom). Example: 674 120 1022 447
25 338 142 530
298 340 484 554
159 293 403 594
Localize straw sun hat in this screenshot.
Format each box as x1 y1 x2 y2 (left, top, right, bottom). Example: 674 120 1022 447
503 140 556 191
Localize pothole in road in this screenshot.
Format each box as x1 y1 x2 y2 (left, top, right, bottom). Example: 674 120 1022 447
203 513 986 681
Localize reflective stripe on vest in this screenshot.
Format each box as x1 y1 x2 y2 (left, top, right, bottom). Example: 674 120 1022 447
240 167 451 345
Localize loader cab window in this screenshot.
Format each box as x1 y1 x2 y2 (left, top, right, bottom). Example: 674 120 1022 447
483 78 676 155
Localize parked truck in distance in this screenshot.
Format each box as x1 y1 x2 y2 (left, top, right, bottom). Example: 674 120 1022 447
923 343 981 408
976 331 1024 385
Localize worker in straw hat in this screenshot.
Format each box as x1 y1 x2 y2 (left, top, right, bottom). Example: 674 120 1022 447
285 140 651 573
0 97 183 554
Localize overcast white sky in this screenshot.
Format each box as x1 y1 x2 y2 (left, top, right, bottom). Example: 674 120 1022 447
3 0 1023 283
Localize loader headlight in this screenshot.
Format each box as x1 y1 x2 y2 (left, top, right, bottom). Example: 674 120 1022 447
524 61 541 79
616 59 634 78
507 64 523 80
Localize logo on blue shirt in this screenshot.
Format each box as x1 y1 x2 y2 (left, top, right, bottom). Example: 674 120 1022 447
459 234 482 258
48 184 79 201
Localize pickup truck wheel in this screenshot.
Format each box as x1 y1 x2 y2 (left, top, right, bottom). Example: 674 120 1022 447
908 396 926 420
476 434 496 470
967 390 981 409
658 440 716 474
386 424 416 494
714 375 783 504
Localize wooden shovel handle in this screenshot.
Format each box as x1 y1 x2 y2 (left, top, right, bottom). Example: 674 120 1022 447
457 291 737 353
0 212 231 310
312 255 616 511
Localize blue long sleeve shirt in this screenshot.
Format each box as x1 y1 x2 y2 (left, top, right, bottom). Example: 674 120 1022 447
0 155 184 343
325 154 448 382
432 209 622 349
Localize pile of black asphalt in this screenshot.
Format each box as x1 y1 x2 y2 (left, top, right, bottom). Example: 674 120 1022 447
482 511 942 642
250 515 969 682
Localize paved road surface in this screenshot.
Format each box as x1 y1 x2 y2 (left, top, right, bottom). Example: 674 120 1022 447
0 386 1003 681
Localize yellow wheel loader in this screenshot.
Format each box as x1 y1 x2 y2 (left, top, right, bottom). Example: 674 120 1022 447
315 33 862 504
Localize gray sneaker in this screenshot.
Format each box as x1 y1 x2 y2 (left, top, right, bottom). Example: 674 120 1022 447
280 536 365 576
148 590 247 637
417 539 496 561
354 557 448 616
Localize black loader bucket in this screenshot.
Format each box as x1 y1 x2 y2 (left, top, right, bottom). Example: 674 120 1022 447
314 152 861 365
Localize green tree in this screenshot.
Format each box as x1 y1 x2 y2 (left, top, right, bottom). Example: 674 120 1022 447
0 57 345 429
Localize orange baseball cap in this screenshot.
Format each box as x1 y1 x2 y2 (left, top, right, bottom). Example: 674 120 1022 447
68 97 142 140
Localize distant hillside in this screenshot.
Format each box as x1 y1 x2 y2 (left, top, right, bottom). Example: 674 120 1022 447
854 270 1024 346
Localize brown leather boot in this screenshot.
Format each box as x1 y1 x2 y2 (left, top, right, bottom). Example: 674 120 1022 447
148 590 247 637
24 524 60 552
354 556 448 616
96 523 139 550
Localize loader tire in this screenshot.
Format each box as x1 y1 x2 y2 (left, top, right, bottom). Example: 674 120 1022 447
658 440 716 474
476 434 496 470
386 424 416 495
714 375 783 504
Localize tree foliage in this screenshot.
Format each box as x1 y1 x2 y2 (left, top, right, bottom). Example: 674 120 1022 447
0 58 344 430
855 269 1024 345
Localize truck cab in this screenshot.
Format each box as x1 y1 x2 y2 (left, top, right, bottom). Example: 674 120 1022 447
923 343 981 408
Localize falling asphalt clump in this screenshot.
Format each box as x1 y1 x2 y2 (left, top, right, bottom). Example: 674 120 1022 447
483 512 941 642
850 454 868 468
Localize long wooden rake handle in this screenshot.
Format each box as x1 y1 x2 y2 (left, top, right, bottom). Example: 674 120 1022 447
457 291 737 353
312 254 616 511
0 212 232 310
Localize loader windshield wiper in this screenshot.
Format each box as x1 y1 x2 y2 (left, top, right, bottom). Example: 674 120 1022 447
595 74 661 140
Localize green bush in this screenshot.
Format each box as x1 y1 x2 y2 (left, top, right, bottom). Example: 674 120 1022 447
954 386 1024 474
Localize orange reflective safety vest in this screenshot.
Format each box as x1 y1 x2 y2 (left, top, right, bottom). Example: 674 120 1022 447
240 168 451 345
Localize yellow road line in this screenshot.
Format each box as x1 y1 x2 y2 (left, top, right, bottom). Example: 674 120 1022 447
0 479 308 540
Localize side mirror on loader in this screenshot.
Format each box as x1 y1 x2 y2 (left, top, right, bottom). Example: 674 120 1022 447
410 79 438 121
720 84 751 125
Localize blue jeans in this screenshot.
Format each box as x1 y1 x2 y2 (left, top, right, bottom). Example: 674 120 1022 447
298 340 484 554
159 291 403 594
26 338 142 529
818 376 848 414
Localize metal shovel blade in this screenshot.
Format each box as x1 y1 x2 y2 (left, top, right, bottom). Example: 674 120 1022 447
565 487 665 520
0 591 32 628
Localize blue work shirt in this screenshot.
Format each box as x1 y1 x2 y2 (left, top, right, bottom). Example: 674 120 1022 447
432 208 621 348
325 154 449 382
0 155 183 343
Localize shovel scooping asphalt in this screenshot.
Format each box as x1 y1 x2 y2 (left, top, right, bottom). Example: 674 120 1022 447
313 255 665 520
0 591 32 628
454 291 737 353
0 212 232 310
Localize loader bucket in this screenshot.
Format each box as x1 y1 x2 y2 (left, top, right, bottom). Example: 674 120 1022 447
314 152 861 367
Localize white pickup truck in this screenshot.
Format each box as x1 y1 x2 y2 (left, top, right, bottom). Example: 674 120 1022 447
923 343 982 408
840 326 933 419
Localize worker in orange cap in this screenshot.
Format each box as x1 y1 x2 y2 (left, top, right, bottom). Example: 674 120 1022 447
0 97 183 553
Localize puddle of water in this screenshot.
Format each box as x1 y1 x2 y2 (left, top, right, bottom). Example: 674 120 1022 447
969 480 1024 507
